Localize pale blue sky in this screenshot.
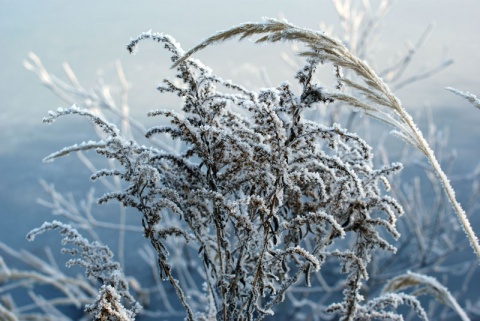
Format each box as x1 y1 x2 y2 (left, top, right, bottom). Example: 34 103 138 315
1 0 480 129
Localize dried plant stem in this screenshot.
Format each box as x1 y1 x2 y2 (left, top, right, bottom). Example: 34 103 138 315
446 87 480 110
384 271 470 321
370 62 480 262
387 86 480 261
162 258 194 321
146 227 194 321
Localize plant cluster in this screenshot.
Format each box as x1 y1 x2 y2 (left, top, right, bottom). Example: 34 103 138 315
33 29 438 320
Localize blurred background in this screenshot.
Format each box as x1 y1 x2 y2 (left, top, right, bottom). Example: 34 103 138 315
1 0 480 319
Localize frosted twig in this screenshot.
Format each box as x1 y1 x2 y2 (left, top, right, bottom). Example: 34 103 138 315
383 271 470 321
446 87 480 110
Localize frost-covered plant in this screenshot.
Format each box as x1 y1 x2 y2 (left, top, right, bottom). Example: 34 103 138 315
383 271 470 321
446 87 480 110
36 30 432 320
26 221 141 321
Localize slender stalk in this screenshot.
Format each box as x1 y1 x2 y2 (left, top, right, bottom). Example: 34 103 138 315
374 70 480 261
